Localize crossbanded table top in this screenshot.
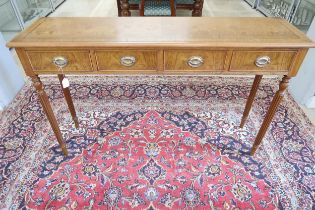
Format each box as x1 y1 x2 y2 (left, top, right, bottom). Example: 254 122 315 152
8 17 315 48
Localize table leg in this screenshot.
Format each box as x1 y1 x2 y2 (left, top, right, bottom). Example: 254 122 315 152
117 0 122 16
31 75 68 156
58 74 79 128
192 0 203 16
121 0 131 16
240 75 263 128
250 75 290 156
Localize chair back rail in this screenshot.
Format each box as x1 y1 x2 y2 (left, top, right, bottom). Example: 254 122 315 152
117 0 201 16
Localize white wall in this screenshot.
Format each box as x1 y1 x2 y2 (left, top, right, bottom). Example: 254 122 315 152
289 18 315 108
0 33 25 110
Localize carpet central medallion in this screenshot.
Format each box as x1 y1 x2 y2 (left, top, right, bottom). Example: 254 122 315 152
139 159 166 185
24 111 277 209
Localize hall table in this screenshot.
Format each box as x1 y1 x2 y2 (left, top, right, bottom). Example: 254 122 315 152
7 17 315 156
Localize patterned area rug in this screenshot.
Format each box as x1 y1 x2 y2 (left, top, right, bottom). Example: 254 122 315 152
0 76 314 209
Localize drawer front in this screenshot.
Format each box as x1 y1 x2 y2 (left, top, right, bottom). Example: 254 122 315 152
95 50 157 71
26 51 93 72
165 50 227 71
230 51 296 72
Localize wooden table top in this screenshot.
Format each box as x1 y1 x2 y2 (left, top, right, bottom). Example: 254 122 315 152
8 17 315 48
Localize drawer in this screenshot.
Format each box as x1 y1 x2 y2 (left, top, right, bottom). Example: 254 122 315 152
26 50 93 72
95 50 157 71
230 51 296 72
165 50 227 71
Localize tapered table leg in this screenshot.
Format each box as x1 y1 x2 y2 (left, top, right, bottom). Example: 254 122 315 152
31 75 68 156
58 74 79 128
250 75 290 156
121 0 131 16
192 0 203 16
240 75 263 128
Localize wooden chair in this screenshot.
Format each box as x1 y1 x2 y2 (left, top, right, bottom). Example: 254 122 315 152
139 0 176 16
117 0 203 16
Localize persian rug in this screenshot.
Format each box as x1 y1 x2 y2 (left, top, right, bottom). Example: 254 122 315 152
0 76 314 209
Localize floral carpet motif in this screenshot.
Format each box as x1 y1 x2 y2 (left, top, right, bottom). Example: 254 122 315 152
0 76 314 209
24 111 277 209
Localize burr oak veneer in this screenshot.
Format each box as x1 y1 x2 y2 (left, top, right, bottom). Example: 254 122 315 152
8 17 315 156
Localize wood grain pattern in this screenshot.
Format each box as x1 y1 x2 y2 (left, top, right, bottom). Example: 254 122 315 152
7 17 315 48
15 48 36 76
89 49 98 71
192 0 204 16
58 74 79 128
8 17 315 156
31 75 68 156
95 50 157 71
26 50 93 72
230 51 296 72
20 48 303 75
165 50 226 71
240 75 263 128
157 50 164 72
116 0 202 16
121 0 131 16
251 75 290 155
288 48 309 77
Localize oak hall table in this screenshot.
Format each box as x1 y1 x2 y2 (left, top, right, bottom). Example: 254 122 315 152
7 17 315 156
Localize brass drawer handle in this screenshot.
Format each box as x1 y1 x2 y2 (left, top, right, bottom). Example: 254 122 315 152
120 56 136 67
52 56 68 68
255 56 271 68
187 56 204 68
